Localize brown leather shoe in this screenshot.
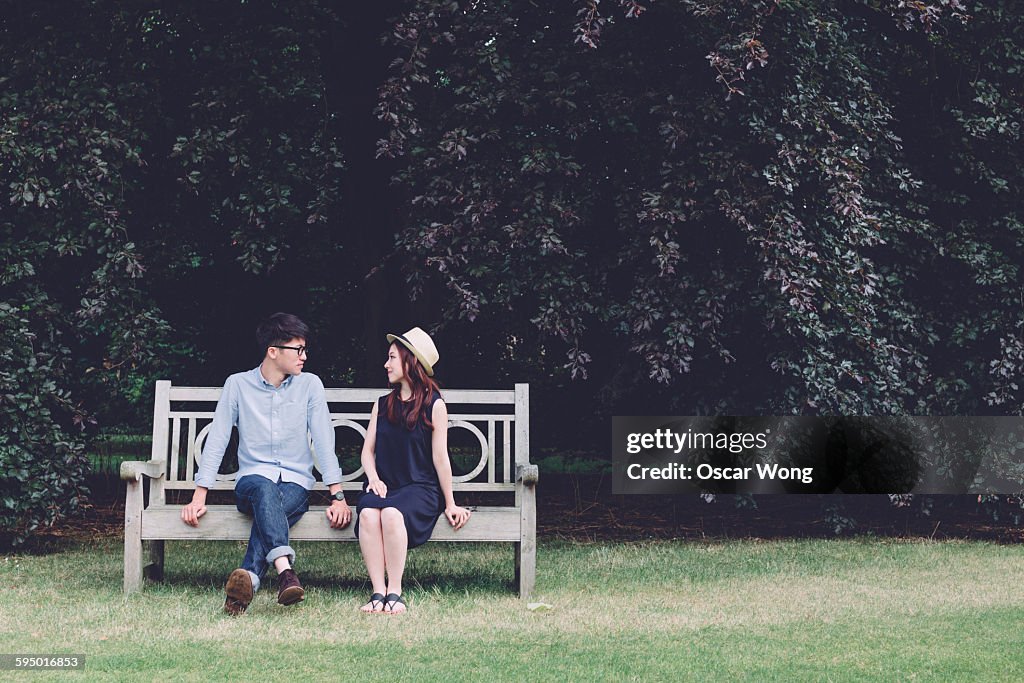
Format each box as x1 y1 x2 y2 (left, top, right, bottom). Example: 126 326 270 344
224 569 253 616
277 568 304 606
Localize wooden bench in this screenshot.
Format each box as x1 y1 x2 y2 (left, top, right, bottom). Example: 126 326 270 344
121 381 538 598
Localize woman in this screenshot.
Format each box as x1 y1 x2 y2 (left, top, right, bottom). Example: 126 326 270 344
355 327 472 614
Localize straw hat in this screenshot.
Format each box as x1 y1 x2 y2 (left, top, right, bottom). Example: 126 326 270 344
386 327 439 376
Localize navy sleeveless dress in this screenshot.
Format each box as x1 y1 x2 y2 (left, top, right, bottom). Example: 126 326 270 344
355 392 444 549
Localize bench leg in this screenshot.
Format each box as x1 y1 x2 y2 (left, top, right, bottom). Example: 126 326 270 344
144 540 165 582
514 544 521 587
124 479 144 594
518 483 537 600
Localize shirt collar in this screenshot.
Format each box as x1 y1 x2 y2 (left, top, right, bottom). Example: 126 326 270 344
254 366 294 389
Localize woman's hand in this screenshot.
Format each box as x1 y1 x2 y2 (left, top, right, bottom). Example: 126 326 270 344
445 505 471 531
366 478 387 498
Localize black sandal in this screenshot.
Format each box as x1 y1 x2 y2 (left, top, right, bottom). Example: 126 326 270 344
361 592 385 613
383 593 407 614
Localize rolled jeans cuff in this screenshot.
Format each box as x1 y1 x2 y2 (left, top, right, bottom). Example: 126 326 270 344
266 545 296 567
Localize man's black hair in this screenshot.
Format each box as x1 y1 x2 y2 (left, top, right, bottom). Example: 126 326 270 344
256 312 310 356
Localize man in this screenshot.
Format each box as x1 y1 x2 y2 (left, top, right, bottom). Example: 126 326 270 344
180 312 352 615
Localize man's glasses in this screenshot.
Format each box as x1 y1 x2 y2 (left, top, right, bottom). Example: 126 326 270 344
273 345 308 356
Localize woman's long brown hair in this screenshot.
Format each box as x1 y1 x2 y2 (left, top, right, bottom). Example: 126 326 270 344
385 342 442 430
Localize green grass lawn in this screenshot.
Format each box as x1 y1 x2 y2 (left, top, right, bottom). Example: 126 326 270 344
1 538 1022 681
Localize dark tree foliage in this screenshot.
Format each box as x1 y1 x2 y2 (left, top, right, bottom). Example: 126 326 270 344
1 3 157 539
1 0 1022 540
378 0 1021 419
0 1 356 541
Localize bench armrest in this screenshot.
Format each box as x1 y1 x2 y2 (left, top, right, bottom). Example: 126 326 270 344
516 463 539 486
120 460 166 482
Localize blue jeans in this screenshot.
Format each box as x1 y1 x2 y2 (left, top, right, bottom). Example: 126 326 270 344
234 474 309 590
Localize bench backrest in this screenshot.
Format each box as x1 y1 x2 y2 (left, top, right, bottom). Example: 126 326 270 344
147 381 529 505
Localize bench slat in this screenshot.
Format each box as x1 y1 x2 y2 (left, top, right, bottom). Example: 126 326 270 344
168 387 516 404
141 506 521 542
157 481 516 492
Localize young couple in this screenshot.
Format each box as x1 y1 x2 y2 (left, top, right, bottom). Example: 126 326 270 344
179 312 471 615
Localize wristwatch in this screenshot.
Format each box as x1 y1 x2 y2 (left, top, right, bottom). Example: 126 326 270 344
331 491 347 504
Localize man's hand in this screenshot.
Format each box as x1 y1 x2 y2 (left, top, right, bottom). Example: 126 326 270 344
326 499 352 529
180 500 207 527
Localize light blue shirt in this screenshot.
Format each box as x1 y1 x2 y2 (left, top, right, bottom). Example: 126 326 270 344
195 367 342 490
